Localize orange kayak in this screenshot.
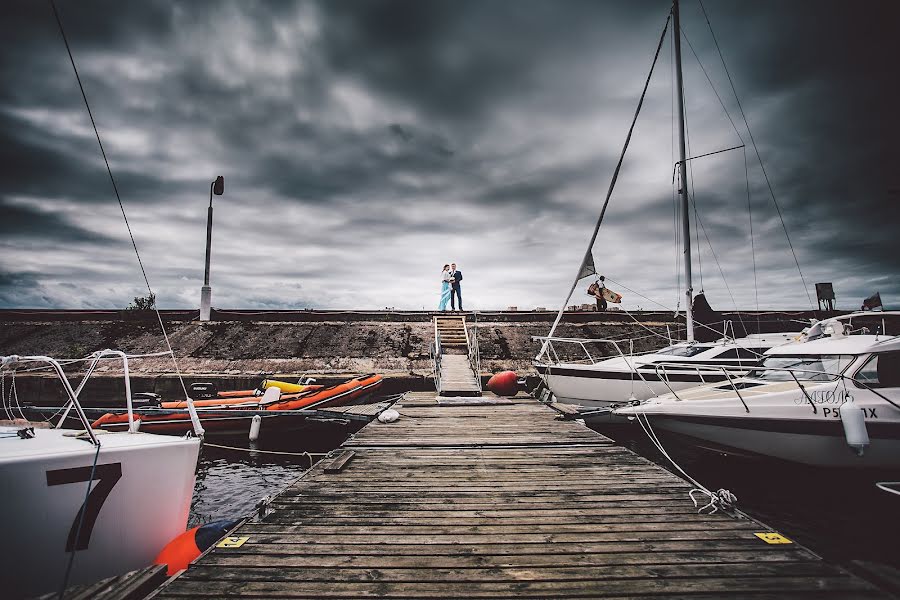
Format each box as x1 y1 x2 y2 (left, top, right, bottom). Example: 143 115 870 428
91 375 383 436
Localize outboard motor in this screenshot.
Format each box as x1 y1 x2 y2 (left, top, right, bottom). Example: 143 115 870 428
189 382 218 399
131 392 161 408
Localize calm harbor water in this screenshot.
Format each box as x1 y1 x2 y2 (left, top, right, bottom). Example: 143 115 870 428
187 398 900 571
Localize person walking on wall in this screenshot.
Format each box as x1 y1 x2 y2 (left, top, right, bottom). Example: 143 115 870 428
439 264 452 311
449 262 463 311
587 275 607 311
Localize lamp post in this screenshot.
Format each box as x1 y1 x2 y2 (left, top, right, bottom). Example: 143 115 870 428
200 175 224 321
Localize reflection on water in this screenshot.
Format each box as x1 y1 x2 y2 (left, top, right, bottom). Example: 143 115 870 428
189 427 352 527
596 423 900 569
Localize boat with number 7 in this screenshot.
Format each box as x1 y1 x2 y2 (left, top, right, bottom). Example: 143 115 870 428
0 351 202 598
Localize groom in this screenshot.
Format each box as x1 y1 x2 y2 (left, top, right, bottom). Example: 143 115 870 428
449 262 463 311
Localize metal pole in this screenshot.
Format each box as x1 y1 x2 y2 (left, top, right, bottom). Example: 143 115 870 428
673 0 694 342
200 181 214 321
204 181 213 286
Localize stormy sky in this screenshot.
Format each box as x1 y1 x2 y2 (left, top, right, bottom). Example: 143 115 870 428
1 0 897 312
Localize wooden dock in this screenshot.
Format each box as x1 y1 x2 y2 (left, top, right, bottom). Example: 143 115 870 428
150 392 889 599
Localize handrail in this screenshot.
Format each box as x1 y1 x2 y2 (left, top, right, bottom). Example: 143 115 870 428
56 349 141 433
533 336 659 399
467 321 482 392
648 361 900 413
2 354 100 446
431 317 443 394
532 335 663 364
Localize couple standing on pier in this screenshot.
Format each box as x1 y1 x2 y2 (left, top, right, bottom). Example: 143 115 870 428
438 263 463 311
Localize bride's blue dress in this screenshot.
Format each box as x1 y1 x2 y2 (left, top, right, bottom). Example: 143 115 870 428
438 280 451 310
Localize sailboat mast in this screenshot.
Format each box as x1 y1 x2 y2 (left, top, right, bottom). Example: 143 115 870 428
673 0 694 342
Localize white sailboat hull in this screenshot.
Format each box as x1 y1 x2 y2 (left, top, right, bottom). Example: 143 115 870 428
538 364 699 408
0 427 200 597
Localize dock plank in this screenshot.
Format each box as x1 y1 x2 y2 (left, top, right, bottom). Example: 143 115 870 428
151 391 889 599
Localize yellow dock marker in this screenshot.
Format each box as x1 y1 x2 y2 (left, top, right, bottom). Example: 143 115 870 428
216 536 249 548
754 532 792 544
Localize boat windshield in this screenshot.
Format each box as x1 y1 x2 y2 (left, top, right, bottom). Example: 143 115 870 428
656 345 713 358
748 355 854 382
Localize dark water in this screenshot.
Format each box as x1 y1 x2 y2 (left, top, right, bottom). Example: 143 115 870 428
185 400 900 572
188 427 352 527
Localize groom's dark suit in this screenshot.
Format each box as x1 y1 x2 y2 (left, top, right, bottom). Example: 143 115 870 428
450 270 463 310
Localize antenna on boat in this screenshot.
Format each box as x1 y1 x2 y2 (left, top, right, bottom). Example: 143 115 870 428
673 0 694 342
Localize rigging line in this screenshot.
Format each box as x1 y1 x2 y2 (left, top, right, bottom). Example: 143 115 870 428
538 13 672 359
602 276 737 341
684 144 745 163
49 1 204 437
679 28 744 144
686 188 753 338
697 0 814 310
745 147 761 331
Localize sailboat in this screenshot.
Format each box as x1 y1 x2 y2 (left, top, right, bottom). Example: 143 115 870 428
1 352 202 597
534 0 799 413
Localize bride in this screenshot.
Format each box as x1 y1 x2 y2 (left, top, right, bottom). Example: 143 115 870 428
438 264 452 311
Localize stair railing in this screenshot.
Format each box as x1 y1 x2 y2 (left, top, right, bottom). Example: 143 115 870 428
431 317 443 394
467 319 482 392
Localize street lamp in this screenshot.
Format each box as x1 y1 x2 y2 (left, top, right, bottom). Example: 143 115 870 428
200 175 224 321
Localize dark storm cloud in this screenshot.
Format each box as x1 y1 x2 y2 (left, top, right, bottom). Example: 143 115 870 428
0 0 897 311
0 198 114 243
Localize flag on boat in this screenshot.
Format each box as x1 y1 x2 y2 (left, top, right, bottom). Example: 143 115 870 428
862 292 882 310
577 252 597 280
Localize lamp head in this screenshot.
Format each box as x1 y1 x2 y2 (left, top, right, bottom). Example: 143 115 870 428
213 176 224 196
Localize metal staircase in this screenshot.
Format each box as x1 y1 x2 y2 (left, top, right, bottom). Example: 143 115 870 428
431 315 482 396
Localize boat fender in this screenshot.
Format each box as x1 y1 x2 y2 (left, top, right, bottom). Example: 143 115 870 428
249 414 262 441
377 408 400 423
154 518 241 575
840 394 869 456
487 371 519 396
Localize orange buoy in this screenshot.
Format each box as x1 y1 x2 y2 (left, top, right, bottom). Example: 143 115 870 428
154 519 240 575
487 371 519 397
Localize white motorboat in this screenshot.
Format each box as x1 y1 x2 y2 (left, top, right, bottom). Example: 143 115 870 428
614 315 900 467
534 332 796 409
0 352 202 598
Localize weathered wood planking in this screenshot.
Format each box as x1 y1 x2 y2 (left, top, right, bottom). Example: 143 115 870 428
151 392 888 599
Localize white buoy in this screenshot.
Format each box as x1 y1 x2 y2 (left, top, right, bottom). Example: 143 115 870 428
249 414 262 442
840 395 869 456
377 408 400 423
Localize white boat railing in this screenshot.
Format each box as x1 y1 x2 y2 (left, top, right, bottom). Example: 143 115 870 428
532 335 655 366
650 361 900 414
533 335 660 399
2 354 100 445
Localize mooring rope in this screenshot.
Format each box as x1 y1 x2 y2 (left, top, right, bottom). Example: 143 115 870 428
634 410 736 515
49 0 204 438
202 442 328 469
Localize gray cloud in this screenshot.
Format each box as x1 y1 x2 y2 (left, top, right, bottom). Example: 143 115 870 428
0 0 897 312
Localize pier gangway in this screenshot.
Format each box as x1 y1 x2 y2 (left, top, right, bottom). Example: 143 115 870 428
431 314 481 396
